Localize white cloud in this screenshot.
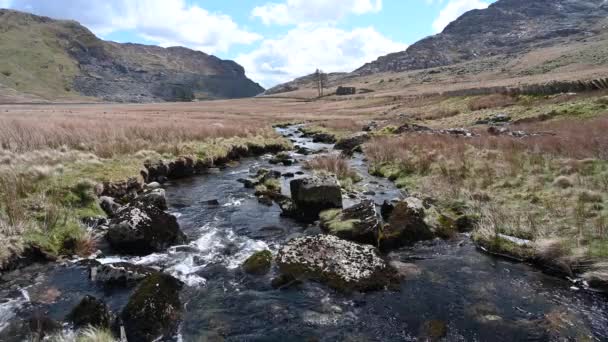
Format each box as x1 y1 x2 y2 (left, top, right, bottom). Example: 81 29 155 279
0 0 12 8
432 0 490 33
236 24 407 87
252 0 382 26
6 0 260 53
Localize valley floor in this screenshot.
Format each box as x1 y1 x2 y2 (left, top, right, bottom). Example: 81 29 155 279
0 89 607 339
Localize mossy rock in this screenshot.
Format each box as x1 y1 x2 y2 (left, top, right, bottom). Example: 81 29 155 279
243 250 273 275
319 200 381 246
473 233 536 261
121 273 183 342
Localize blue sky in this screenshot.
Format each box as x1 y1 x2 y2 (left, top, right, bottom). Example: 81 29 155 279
1 0 496 87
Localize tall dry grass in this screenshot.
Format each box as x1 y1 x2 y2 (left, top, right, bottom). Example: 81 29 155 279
366 116 608 163
0 115 273 158
304 154 359 181
468 94 517 111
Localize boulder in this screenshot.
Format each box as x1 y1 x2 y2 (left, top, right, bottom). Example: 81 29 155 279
135 188 167 210
242 250 273 275
91 262 157 285
334 133 370 152
287 175 343 222
380 200 394 221
121 273 183 342
107 202 186 255
67 295 112 329
144 182 162 190
100 177 143 202
380 197 434 251
582 265 608 292
142 160 169 183
319 200 381 246
276 235 396 291
99 196 120 217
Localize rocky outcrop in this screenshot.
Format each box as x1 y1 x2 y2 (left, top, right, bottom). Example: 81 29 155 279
320 200 381 246
106 201 186 255
380 197 434 251
286 175 343 222
121 273 183 341
355 0 608 75
0 9 264 102
276 235 396 291
67 295 113 329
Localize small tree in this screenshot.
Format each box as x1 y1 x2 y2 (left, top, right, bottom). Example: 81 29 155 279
314 69 328 97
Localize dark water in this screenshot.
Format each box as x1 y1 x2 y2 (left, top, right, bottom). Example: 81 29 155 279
1 125 607 341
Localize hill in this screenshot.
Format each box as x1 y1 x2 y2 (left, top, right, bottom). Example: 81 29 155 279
0 9 264 103
267 0 608 98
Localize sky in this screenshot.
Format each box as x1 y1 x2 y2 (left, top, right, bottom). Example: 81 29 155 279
0 0 496 88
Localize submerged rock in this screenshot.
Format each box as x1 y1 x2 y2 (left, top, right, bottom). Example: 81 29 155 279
121 273 183 342
287 175 343 222
91 262 157 285
107 201 186 255
276 235 395 291
419 319 448 341
242 250 273 275
380 197 434 251
319 200 381 246
67 295 112 329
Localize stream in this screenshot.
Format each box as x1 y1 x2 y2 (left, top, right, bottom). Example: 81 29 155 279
1 124 607 341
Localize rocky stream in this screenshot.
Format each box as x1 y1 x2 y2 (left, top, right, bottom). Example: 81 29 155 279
0 125 607 341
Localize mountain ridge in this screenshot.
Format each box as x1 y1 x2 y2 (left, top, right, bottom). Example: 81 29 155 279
355 0 608 75
0 9 264 103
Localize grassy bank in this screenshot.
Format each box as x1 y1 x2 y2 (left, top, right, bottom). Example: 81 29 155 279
364 115 608 272
0 112 290 268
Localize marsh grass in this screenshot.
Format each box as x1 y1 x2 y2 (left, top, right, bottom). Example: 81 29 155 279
365 116 608 260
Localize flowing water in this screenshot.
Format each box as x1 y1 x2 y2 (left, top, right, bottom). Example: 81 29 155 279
1 125 607 341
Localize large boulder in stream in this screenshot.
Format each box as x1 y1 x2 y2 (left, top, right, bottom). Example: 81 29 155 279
286 175 343 222
276 235 396 291
67 295 113 329
320 200 381 246
107 201 186 256
380 197 434 251
121 273 183 342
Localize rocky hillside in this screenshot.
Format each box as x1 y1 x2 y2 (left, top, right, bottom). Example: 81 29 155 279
356 0 608 75
0 9 264 102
